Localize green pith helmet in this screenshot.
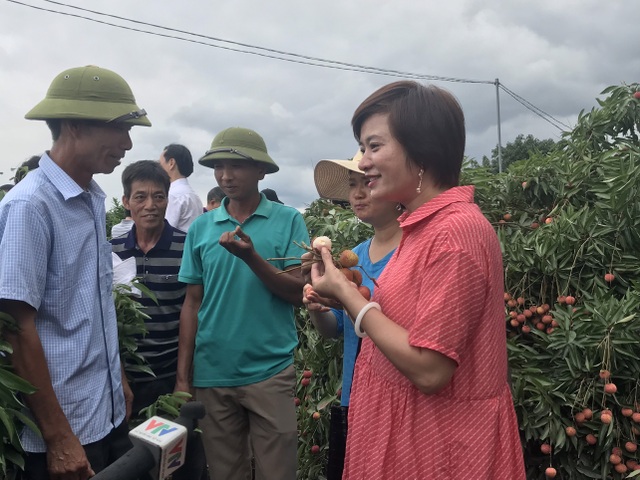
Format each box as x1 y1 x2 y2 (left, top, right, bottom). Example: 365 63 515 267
199 127 279 174
25 65 151 127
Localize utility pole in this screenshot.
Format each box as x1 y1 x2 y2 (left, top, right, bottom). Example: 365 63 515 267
495 78 503 173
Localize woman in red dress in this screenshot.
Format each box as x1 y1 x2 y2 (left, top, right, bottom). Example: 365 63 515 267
309 81 526 479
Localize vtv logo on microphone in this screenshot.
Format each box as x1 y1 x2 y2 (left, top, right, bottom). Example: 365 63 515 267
144 419 185 468
145 418 179 437
130 416 188 478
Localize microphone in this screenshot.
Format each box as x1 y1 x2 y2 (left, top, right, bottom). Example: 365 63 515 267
93 401 205 480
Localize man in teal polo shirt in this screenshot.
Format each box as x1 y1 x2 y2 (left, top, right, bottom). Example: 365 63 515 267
176 127 308 480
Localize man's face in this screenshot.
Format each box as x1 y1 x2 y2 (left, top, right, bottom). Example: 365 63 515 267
77 122 133 176
213 160 265 202
122 180 168 232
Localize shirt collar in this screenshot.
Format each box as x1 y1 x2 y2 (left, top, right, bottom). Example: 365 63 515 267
125 220 175 250
399 185 475 228
213 193 272 223
39 152 106 201
170 178 189 188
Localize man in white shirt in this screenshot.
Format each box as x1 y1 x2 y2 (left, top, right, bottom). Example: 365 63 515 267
159 143 202 231
110 209 134 238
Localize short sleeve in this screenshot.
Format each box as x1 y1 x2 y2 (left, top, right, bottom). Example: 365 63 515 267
0 200 50 309
408 248 487 365
178 223 204 284
165 198 181 230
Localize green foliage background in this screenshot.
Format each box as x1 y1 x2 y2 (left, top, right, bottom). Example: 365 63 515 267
294 85 640 479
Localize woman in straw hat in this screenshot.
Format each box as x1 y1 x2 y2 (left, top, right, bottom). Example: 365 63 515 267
308 81 525 479
304 150 402 479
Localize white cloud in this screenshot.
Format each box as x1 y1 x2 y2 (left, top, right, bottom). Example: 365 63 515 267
1 0 639 209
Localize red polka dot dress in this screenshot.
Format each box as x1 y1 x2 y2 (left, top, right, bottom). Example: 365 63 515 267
343 186 525 480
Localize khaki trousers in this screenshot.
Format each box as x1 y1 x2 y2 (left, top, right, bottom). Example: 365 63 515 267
196 364 297 480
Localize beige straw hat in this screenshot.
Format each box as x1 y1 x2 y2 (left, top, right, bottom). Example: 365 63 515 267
313 150 364 202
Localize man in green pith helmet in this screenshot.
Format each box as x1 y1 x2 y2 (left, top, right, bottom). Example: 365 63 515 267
0 65 150 480
175 127 309 480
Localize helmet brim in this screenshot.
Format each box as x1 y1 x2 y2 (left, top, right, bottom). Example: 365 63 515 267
199 147 279 173
25 98 151 127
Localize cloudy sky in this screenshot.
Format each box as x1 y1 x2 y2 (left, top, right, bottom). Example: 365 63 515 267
1 0 638 210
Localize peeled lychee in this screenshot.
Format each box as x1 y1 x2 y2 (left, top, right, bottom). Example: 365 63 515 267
312 236 332 251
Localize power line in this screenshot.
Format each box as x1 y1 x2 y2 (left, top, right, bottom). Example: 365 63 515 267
43 0 495 85
499 83 571 130
6 0 568 133
6 0 493 84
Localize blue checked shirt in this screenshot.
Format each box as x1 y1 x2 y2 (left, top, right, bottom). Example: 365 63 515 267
0 153 125 452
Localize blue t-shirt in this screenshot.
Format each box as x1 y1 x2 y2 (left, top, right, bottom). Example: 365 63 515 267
179 194 310 387
333 238 396 406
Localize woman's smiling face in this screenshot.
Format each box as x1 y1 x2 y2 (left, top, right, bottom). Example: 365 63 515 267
357 112 417 207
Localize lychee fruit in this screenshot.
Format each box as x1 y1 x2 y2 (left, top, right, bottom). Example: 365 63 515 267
341 268 354 282
312 236 332 251
600 412 613 424
339 249 359 268
358 285 371 301
351 269 363 286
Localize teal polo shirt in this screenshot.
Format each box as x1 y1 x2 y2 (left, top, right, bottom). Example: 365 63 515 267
179 194 310 387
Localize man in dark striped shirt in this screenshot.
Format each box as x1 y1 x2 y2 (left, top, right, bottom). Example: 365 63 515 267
110 160 186 414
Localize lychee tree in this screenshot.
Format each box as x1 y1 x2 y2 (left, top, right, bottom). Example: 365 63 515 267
459 83 640 479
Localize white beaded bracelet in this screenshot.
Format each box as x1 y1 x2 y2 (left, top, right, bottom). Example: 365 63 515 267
354 302 381 338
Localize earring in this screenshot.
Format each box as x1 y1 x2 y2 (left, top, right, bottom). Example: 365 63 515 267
416 168 424 194
396 203 404 211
